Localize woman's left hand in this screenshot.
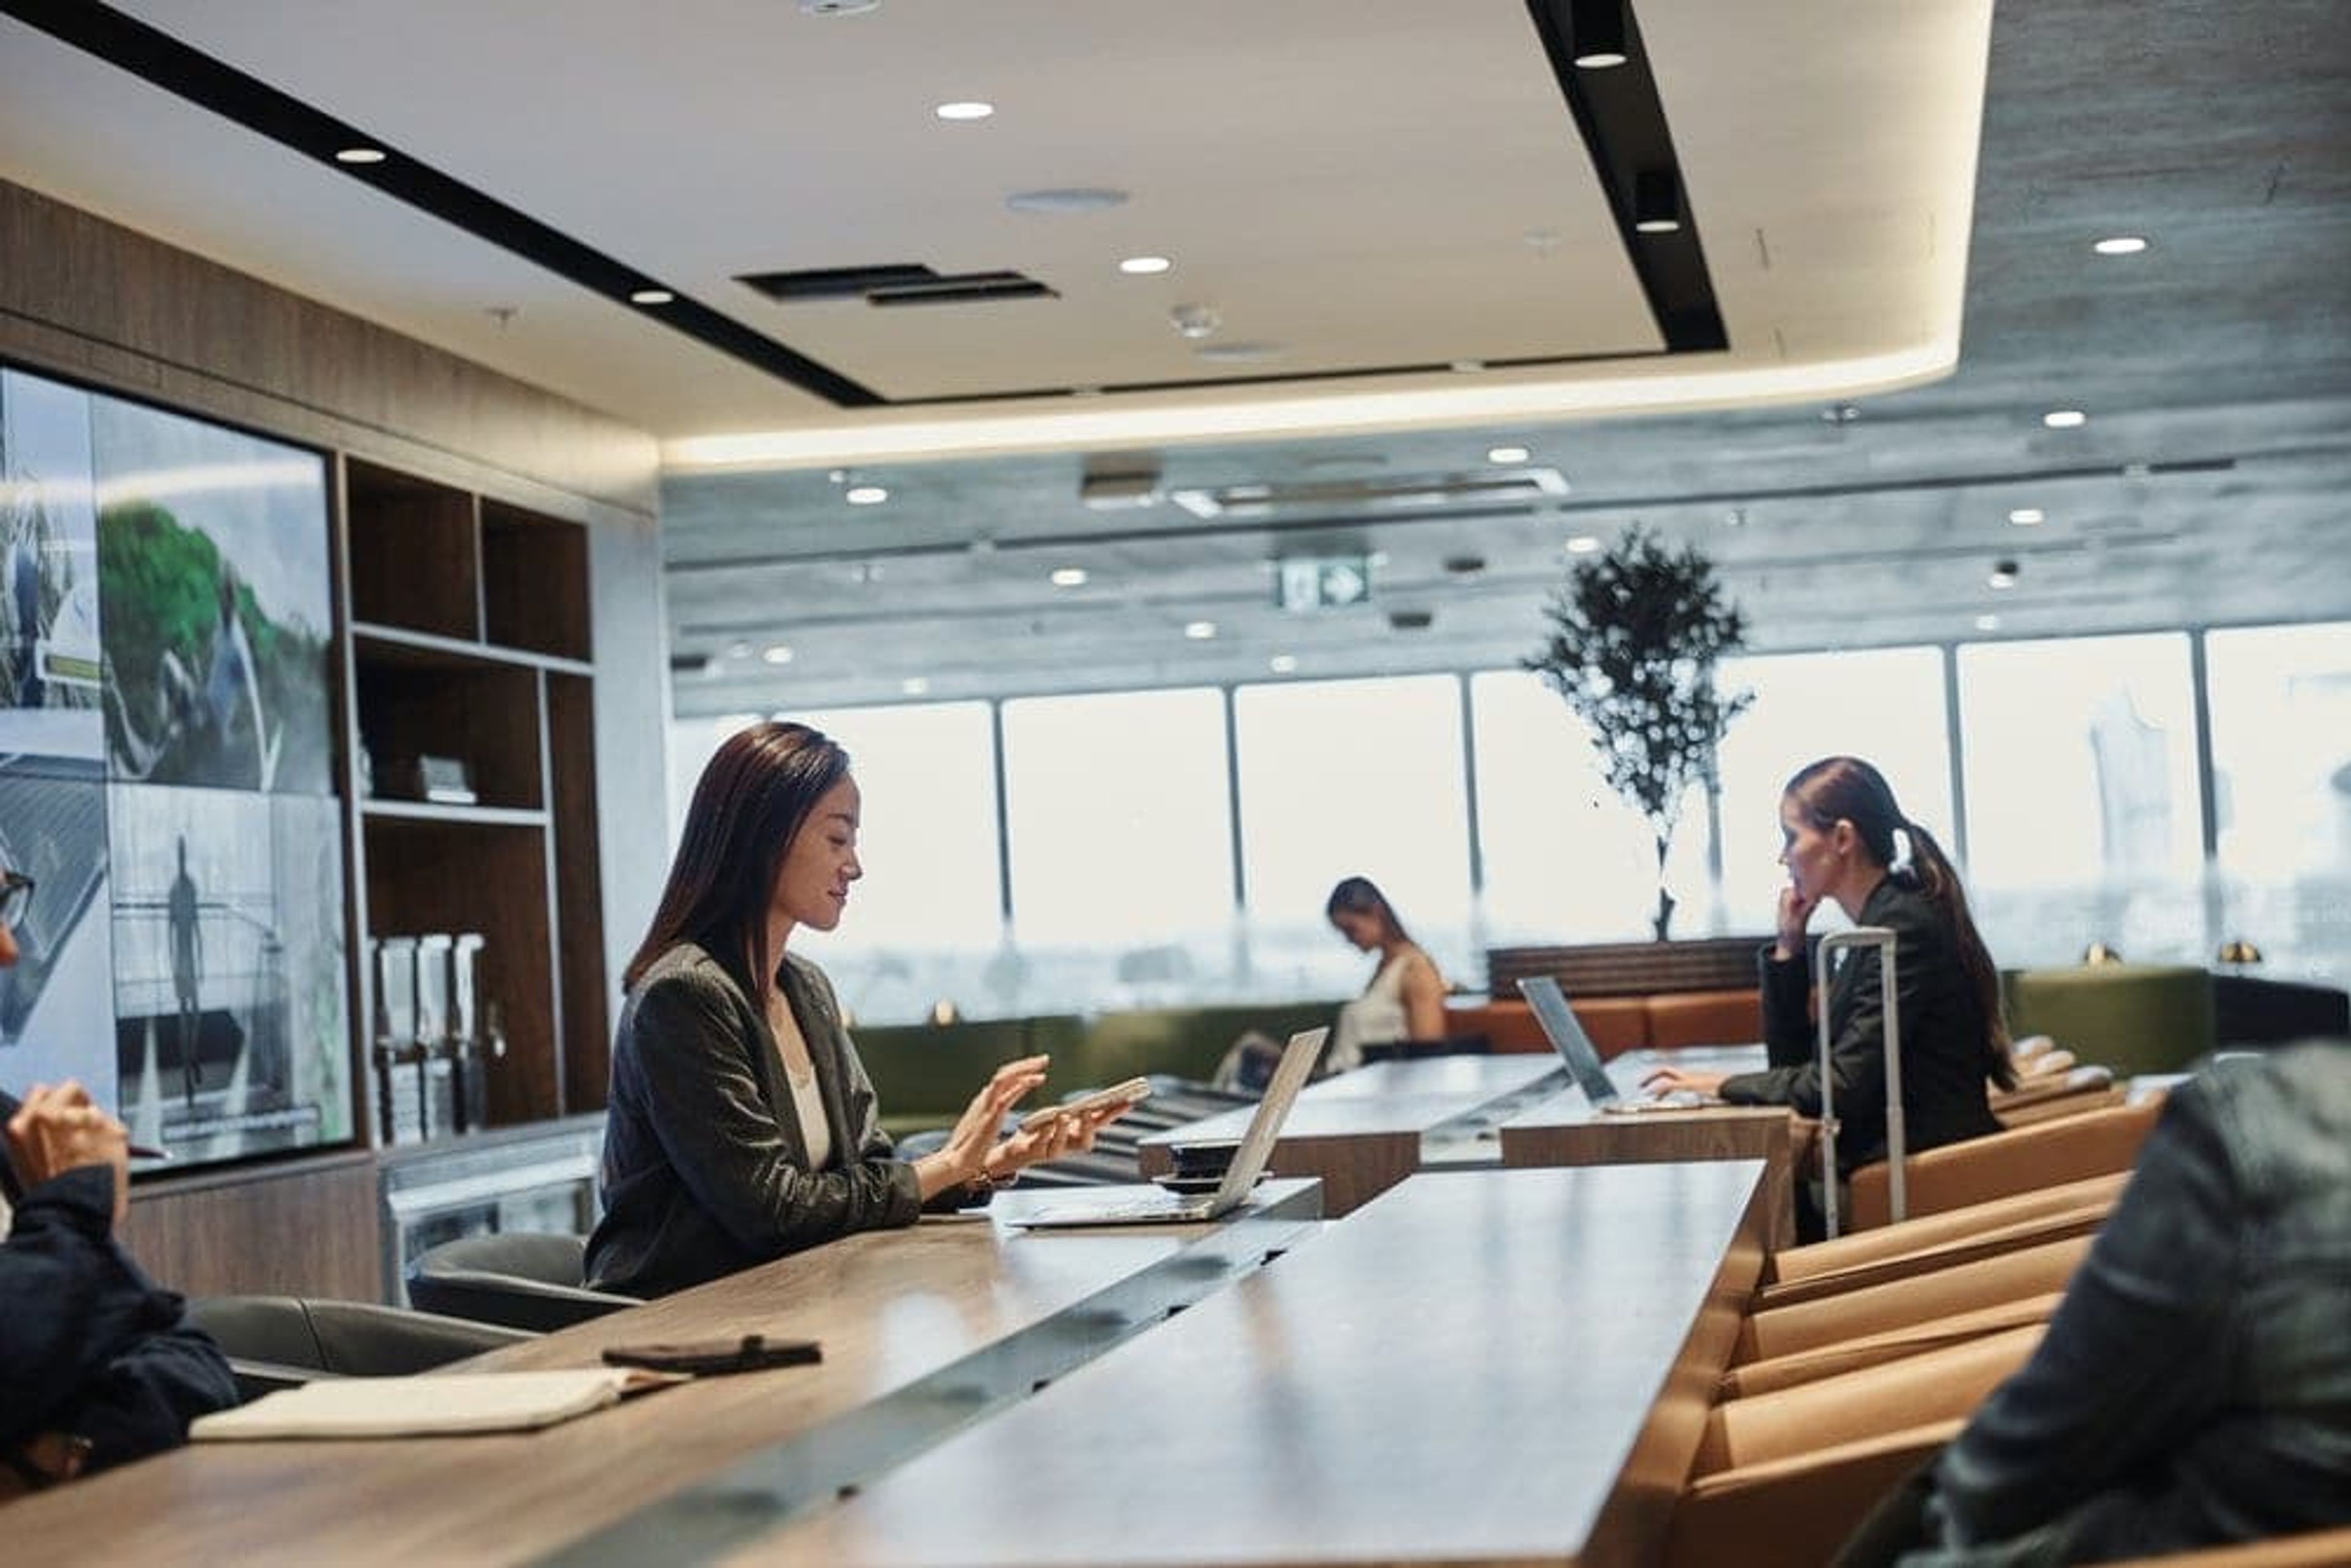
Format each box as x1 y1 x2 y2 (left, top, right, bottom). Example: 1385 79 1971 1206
984 1101 1130 1182
1641 1066 1730 1098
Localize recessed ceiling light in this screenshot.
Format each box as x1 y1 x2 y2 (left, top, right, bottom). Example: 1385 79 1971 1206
727 640 752 660
1988 560 2020 589
901 677 931 696
334 146 387 165
1724 508 1748 528
1268 655 1299 675
1565 535 1602 555
1184 620 1218 640
2008 507 2045 527
1974 613 2003 632
798 0 881 14
1450 359 1486 374
1118 255 1172 276
1570 0 1629 67
629 288 675 306
2042 409 2088 429
761 643 795 665
844 484 890 505
1487 445 1531 465
1005 187 1128 214
934 101 994 121
1049 567 1089 588
2091 236 2148 256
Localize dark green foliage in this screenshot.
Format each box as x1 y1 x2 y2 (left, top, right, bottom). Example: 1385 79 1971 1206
1524 525 1752 938
98 500 333 792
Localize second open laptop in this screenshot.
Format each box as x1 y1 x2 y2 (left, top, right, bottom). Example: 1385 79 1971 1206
1002 1027 1329 1228
1515 977 1715 1113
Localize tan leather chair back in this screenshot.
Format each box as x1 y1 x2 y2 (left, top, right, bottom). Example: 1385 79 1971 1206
1769 1172 2125 1286
1697 1323 2045 1475
1739 1236 2088 1364
1848 1098 2161 1229
1667 1418 1965 1568
1721 1292 2063 1400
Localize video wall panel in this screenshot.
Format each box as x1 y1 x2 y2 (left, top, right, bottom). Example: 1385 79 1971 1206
0 363 350 1168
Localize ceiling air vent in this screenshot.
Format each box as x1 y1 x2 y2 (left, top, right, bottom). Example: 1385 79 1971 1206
738 264 1057 307
1171 468 1569 520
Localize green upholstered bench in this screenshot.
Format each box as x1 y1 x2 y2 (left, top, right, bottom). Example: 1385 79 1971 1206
853 1000 1346 1138
2004 963 2216 1078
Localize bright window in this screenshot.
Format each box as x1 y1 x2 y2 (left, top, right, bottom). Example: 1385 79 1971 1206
1234 676 1472 992
1000 688 1233 960
1714 648 1954 934
1470 670 1704 943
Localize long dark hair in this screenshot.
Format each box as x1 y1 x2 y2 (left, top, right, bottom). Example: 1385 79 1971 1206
627 721 850 1000
1325 876 1410 946
1782 756 2014 1090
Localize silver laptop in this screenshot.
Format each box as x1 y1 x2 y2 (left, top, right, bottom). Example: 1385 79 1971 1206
1516 977 1713 1112
1003 1027 1328 1228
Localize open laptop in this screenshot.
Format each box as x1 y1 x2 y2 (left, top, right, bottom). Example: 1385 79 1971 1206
1003 1027 1328 1228
1515 977 1715 1113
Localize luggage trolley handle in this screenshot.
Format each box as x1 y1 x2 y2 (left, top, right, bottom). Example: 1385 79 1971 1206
1813 927 1903 1239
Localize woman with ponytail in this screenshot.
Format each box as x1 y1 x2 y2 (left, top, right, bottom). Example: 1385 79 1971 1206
1644 756 2011 1191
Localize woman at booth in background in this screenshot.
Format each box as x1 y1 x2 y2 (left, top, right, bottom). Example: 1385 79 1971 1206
1324 876 1448 1075
587 722 1128 1297
1643 756 2012 1211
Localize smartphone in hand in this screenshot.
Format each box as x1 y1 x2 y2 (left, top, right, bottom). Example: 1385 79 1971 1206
1021 1076 1152 1126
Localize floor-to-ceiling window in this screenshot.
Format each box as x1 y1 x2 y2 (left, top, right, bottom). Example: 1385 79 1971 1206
1957 633 2205 967
999 688 1234 1013
2205 621 2351 982
1233 676 1474 998
790 702 1005 1021
1714 648 1954 936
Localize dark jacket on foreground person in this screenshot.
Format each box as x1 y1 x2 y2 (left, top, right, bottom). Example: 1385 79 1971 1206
1879 1043 2351 1564
1723 877 2004 1171
1 1099 239 1482
587 944 948 1299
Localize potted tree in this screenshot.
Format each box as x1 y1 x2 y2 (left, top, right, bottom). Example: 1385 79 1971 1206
1525 525 1751 940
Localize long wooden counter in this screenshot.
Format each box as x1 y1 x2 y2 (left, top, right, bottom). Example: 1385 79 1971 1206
1136 1054 1569 1214
6 1182 1322 1567
752 1161 1776 1566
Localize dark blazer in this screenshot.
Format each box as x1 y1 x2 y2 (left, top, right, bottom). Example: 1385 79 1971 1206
2 1092 239 1469
585 943 929 1298
1720 876 2001 1169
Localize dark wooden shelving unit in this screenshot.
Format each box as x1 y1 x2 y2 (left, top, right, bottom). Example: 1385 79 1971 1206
339 459 611 1144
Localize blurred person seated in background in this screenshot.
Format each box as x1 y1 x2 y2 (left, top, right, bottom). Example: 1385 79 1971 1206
2 858 238 1502
1218 876 1447 1091
1323 876 1447 1073
1840 1042 2351 1566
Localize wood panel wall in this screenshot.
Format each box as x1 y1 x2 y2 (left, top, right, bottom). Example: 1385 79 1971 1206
124 1151 383 1300
0 174 670 1300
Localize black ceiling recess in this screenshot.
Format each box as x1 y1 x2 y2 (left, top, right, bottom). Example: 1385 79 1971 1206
0 0 1729 405
0 0 883 407
1524 0 1728 351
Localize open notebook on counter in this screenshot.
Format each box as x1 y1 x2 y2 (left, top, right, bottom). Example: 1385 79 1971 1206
191 1368 682 1441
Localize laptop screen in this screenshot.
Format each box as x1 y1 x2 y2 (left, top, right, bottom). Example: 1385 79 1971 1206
1213 1027 1328 1206
1515 977 1619 1105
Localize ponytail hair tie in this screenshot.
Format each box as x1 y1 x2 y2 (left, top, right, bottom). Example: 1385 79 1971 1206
1889 825 1917 876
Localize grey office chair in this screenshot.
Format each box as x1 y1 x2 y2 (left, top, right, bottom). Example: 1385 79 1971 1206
189 1295 534 1402
406 1231 636 1332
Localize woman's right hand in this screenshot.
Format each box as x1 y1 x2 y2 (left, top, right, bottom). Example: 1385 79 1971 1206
1772 883 1820 961
914 1055 1049 1201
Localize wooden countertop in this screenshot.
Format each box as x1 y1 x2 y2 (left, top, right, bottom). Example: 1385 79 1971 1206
9 1182 1322 1567
754 1161 1775 1567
